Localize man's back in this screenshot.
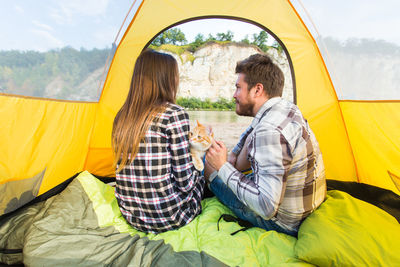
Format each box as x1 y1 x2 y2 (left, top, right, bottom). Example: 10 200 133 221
254 97 326 231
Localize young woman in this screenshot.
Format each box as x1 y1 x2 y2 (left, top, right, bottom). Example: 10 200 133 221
112 49 205 233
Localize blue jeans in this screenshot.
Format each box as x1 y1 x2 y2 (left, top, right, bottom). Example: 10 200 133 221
209 176 298 237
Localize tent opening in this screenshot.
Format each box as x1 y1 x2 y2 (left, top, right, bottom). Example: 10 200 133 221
142 17 295 150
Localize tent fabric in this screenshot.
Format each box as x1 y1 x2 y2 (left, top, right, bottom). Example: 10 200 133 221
339 101 400 193
0 95 97 194
84 0 357 183
1 0 399 265
1 0 398 195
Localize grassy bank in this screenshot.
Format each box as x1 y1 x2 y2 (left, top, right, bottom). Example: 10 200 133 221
176 97 235 111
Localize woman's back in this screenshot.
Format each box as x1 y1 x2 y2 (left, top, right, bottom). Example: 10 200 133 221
115 103 205 233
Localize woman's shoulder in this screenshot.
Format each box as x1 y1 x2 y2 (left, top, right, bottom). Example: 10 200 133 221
161 103 189 126
164 102 187 116
166 102 185 112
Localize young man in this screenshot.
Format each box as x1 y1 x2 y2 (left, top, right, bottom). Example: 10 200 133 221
205 54 326 237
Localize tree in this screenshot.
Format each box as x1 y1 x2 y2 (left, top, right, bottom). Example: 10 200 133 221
272 41 283 54
206 34 217 42
216 30 234 41
188 33 206 51
151 28 187 46
252 31 269 52
241 35 250 44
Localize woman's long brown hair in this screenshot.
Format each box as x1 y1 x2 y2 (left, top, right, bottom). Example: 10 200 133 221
112 49 179 172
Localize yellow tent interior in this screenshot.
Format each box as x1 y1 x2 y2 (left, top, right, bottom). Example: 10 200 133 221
1 0 399 198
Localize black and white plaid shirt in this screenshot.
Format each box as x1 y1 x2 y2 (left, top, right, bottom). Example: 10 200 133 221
115 103 205 233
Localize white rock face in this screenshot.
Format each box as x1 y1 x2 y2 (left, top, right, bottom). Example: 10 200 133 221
161 43 294 102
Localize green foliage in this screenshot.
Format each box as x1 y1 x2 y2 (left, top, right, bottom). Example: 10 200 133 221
176 97 236 110
241 35 251 45
251 31 269 52
216 31 234 42
188 33 206 52
151 28 187 46
206 34 217 42
151 44 187 55
150 44 195 64
151 27 277 54
272 41 283 54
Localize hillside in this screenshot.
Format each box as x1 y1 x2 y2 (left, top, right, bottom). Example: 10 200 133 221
0 47 110 101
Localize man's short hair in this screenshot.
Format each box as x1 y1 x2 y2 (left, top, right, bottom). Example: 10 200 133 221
235 53 284 97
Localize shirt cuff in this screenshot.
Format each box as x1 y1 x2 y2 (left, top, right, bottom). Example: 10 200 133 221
231 145 241 155
208 170 218 183
218 162 236 184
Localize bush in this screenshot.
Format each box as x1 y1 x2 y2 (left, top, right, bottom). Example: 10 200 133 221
176 97 235 110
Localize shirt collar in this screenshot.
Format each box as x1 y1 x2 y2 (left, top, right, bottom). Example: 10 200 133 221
250 97 282 128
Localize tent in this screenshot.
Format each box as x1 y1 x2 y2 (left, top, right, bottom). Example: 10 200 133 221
1 0 399 266
1 0 399 195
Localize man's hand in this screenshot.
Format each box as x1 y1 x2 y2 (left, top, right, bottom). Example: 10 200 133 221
206 140 227 171
203 160 216 182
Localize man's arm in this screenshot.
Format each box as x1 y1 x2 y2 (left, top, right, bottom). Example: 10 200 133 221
209 128 292 219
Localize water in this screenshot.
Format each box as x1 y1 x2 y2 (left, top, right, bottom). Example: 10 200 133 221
187 110 253 150
187 110 252 124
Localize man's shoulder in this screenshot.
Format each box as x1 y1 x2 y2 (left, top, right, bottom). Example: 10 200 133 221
255 99 307 145
258 100 302 129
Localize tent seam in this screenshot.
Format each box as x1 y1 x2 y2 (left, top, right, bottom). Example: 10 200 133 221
288 0 360 182
83 0 146 171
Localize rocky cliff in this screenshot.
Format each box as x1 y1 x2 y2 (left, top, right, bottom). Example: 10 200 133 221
161 42 293 102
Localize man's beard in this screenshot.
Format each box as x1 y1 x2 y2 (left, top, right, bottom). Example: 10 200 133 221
235 101 254 117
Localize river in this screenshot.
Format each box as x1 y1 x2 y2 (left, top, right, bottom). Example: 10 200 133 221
187 110 252 151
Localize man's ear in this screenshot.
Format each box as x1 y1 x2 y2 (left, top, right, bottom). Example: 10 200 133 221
254 83 264 97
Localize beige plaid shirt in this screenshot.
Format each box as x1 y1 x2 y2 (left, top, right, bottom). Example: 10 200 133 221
218 97 326 231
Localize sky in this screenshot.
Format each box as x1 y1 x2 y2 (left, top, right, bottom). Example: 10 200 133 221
293 0 400 45
0 0 399 51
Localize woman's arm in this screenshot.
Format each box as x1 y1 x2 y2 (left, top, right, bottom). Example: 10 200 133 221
167 107 204 193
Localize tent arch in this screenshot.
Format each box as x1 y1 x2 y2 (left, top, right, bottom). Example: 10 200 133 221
142 15 298 104
84 0 357 185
